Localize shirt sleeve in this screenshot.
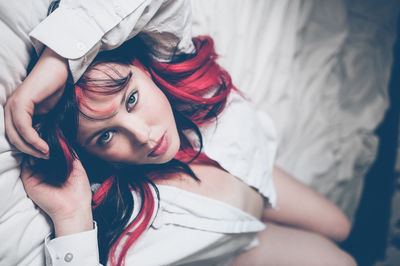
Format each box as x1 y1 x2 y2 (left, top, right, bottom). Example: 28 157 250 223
44 222 101 266
29 0 195 83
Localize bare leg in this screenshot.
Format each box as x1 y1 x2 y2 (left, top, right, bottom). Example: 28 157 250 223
263 166 351 242
231 222 357 266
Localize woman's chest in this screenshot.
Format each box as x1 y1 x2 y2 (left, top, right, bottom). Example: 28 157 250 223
155 163 264 219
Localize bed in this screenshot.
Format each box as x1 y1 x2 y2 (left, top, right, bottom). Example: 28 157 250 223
0 0 399 265
190 0 399 221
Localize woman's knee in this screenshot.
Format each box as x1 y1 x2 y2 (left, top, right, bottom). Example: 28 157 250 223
336 250 357 266
310 243 356 266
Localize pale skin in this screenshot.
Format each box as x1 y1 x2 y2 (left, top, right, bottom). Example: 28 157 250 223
7 48 356 265
233 166 357 266
5 48 68 159
176 165 357 266
20 159 93 237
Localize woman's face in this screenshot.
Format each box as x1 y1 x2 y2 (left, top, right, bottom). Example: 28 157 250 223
76 61 180 165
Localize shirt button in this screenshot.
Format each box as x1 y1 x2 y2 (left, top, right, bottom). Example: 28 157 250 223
114 4 124 17
64 252 73 262
76 42 86 51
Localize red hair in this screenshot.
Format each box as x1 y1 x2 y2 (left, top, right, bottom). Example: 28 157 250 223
74 36 235 265
35 6 235 264
149 37 236 126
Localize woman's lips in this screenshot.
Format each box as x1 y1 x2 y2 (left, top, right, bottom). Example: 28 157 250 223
149 134 168 157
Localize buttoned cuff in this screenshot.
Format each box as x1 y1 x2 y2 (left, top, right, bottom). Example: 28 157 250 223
30 0 147 59
29 0 148 82
29 0 194 83
44 222 99 266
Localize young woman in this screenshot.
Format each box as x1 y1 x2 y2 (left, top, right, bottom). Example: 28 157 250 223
4 1 356 265
12 35 356 266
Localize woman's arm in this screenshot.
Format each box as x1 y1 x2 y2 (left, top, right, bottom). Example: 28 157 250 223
4 47 68 158
5 0 194 159
262 166 351 242
29 0 194 83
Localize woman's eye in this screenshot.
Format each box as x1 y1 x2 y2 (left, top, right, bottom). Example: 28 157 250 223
126 91 138 111
97 130 115 146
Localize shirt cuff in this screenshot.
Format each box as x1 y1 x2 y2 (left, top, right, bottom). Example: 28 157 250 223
44 222 100 266
29 0 147 59
29 0 194 83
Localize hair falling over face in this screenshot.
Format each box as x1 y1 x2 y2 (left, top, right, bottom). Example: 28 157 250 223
31 36 236 265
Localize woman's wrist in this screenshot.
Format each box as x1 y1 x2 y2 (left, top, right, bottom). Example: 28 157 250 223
53 208 93 237
38 47 68 75
25 47 68 97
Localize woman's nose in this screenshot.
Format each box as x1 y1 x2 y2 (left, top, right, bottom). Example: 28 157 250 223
125 119 150 144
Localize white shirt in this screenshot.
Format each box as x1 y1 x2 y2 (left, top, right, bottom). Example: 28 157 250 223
30 1 278 265
30 0 195 83
44 91 277 266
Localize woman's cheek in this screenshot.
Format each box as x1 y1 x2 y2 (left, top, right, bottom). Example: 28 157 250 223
89 144 126 163
106 145 132 162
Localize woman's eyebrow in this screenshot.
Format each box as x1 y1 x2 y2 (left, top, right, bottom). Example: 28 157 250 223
81 71 135 145
81 88 129 145
79 73 133 122
79 88 128 122
80 110 119 121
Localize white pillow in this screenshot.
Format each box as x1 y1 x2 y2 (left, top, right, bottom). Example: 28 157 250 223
0 1 52 265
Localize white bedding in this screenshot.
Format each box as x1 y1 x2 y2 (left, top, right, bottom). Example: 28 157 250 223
0 1 51 265
0 0 398 264
191 0 399 220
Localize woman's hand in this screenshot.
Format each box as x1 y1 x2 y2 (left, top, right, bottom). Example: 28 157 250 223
5 47 69 159
21 159 93 237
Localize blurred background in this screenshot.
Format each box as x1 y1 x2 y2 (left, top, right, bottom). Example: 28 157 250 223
191 1 400 265
344 14 400 266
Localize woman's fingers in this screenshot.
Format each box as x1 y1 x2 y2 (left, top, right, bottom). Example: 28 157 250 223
4 104 49 159
11 107 49 155
4 47 68 159
5 121 46 159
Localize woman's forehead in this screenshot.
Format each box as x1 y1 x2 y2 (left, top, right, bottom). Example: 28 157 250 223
85 62 130 79
77 64 134 120
76 59 149 121
85 58 146 78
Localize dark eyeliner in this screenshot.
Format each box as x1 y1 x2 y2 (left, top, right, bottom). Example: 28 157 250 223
126 90 139 111
96 129 116 146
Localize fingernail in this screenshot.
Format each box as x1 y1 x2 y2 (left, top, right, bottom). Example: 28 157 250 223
40 153 49 160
